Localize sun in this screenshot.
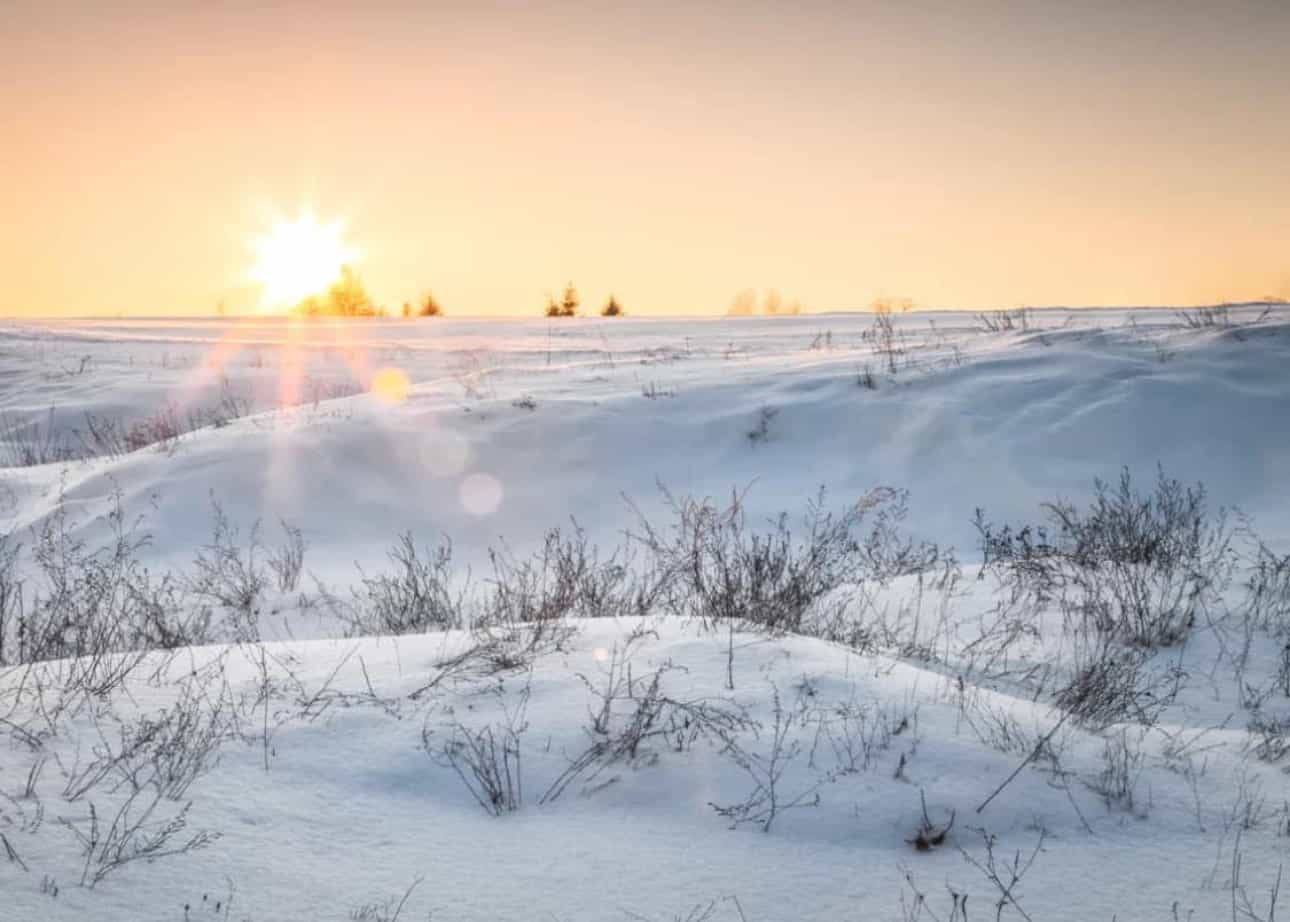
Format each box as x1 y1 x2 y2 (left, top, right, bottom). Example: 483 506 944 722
248 210 356 311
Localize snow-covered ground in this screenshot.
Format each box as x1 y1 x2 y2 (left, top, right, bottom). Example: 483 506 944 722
1 306 1288 920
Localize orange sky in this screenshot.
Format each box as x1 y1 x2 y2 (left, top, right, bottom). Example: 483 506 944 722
4 1 1289 316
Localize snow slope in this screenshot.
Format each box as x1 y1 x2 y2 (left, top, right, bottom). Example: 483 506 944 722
0 306 1288 921
2 308 1287 576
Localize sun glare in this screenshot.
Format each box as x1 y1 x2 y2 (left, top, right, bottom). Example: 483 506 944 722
249 210 356 311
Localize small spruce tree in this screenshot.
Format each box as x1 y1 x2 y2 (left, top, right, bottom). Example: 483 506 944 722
560 282 579 317
418 292 442 317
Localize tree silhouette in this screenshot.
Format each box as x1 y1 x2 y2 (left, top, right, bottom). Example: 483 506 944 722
292 266 385 316
418 292 442 317
727 287 804 316
728 289 757 316
327 266 376 316
601 294 623 317
560 282 579 317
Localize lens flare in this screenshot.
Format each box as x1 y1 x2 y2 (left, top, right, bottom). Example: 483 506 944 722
370 367 411 404
459 472 503 517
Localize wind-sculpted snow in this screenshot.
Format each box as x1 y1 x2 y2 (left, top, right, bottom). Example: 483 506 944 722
1 307 1286 576
0 305 1287 920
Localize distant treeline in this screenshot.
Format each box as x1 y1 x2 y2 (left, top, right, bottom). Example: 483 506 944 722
543 282 623 318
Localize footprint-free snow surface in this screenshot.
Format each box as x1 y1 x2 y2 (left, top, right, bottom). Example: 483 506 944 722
1 306 1289 921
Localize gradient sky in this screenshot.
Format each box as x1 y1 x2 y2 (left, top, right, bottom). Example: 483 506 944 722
4 1 1289 316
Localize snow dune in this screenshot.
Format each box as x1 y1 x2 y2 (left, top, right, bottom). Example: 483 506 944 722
0 305 1287 921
